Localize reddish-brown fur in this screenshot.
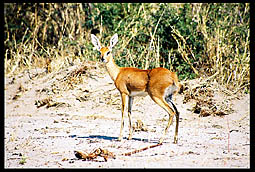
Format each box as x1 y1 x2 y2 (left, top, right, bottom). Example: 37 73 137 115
91 34 181 144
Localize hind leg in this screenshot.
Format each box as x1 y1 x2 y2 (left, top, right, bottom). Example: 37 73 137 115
150 96 176 144
165 93 179 144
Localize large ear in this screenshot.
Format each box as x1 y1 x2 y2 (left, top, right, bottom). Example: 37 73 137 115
109 33 118 50
91 34 101 51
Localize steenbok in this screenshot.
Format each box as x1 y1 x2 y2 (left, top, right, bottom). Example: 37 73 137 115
91 33 182 144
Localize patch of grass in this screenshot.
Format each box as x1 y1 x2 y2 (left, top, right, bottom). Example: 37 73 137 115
19 155 27 165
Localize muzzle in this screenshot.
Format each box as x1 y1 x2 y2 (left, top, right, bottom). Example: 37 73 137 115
101 55 107 63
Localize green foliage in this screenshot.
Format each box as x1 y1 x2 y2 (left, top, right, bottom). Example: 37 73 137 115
4 3 250 93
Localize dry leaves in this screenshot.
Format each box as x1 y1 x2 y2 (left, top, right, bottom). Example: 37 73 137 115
182 78 234 117
74 148 115 162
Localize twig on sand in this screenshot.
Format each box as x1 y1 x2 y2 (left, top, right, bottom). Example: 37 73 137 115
121 143 163 156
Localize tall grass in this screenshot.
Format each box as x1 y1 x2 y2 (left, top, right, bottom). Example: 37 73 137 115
193 3 250 92
4 3 250 94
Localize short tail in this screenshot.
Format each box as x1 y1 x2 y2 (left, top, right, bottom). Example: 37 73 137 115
178 82 183 94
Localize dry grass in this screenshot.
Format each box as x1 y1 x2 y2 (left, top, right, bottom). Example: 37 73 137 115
4 3 250 95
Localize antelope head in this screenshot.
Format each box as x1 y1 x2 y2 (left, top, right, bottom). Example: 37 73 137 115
91 33 118 63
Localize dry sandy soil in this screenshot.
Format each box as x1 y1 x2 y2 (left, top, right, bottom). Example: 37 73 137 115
4 61 250 168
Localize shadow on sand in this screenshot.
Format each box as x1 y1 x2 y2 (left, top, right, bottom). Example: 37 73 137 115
69 134 159 143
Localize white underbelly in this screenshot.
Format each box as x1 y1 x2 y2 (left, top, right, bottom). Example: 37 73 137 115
130 91 148 97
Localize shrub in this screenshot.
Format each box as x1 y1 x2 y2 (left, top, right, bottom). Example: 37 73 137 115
4 3 250 93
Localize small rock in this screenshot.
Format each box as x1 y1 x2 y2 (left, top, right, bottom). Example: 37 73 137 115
53 120 59 123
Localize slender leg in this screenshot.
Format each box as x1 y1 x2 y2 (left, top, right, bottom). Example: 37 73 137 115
174 110 179 144
169 101 179 144
151 96 176 144
118 93 127 141
159 113 174 144
127 96 134 140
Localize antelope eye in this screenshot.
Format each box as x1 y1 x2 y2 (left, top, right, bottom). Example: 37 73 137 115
106 51 110 56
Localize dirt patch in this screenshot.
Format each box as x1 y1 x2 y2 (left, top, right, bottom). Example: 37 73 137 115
182 76 239 116
4 61 250 168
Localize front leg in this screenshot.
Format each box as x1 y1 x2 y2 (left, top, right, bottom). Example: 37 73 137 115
127 96 134 140
118 93 128 141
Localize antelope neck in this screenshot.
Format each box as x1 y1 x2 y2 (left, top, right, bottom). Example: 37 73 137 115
105 55 120 81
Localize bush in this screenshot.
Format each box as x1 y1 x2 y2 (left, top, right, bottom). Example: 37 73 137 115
4 3 250 93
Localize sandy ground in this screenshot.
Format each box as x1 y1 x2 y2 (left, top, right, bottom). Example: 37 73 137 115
4 61 250 168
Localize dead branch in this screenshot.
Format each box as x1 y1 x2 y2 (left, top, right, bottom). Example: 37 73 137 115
122 143 163 156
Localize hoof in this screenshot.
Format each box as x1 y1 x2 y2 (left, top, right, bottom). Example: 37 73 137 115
173 137 178 144
128 135 132 140
158 138 163 144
